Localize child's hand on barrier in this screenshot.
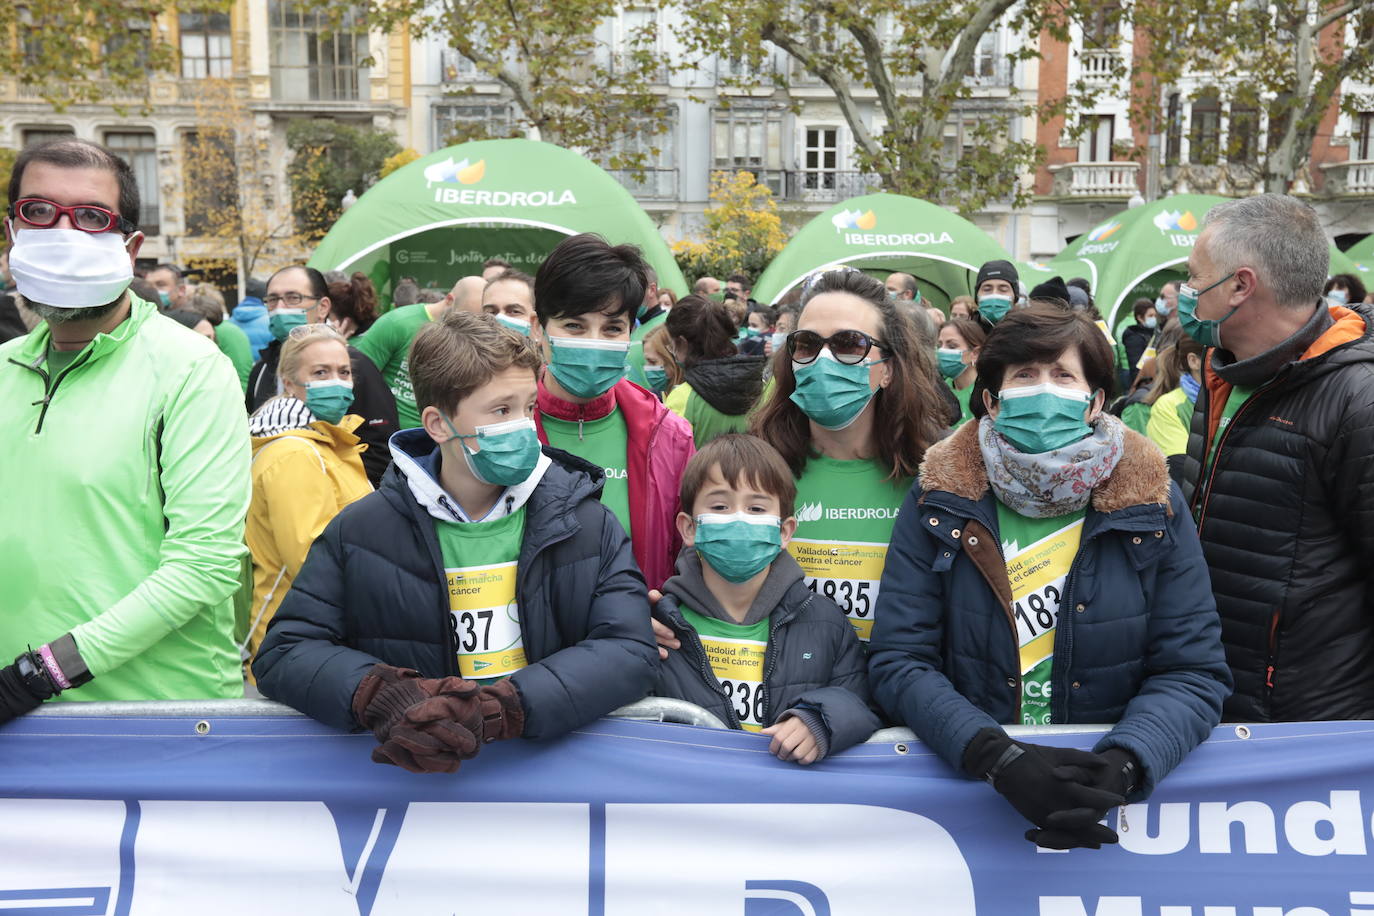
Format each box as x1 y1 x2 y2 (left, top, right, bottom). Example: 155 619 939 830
762 716 822 765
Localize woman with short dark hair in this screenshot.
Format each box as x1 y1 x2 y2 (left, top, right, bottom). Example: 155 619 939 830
869 304 1231 851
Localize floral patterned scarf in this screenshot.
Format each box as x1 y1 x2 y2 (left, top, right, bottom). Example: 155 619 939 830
977 413 1125 518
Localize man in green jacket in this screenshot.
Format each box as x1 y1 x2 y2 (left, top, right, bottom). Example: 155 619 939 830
0 138 250 720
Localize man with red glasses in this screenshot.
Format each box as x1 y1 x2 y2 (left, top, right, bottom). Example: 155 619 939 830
0 138 250 721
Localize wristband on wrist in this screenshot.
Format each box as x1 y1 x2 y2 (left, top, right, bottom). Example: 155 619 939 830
47 634 92 688
36 645 70 691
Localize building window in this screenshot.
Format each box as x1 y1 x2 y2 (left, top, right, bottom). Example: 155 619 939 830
1085 1 1122 46
1080 115 1115 162
602 109 678 199
972 32 998 78
434 103 516 147
181 12 232 79
182 131 238 236
1356 112 1374 162
22 128 75 147
1228 103 1259 165
103 18 153 73
269 2 368 102
802 127 839 190
1165 93 1182 165
1189 93 1221 165
105 131 160 236
712 107 784 193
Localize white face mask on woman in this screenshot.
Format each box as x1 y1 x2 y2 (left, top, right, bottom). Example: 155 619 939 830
7 227 133 308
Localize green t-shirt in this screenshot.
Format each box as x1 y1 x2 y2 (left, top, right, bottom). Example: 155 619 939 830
435 506 528 680
214 320 254 393
1203 384 1256 481
541 406 631 533
45 345 82 380
786 455 914 642
353 304 434 429
995 501 1085 726
679 605 770 732
948 378 974 425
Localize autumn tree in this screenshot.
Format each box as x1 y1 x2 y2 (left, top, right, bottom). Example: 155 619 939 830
0 0 231 110
1134 0 1374 194
672 171 788 283
181 80 326 291
285 120 402 240
326 0 678 172
676 0 1127 214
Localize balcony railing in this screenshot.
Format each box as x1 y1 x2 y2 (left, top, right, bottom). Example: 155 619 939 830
782 170 884 203
1079 49 1123 84
606 168 678 201
1320 159 1374 196
1048 161 1141 198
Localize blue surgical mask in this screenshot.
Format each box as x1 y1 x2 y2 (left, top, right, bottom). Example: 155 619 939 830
789 350 886 430
269 309 309 342
770 331 787 352
495 313 531 336
693 512 783 583
978 295 1013 324
644 364 669 393
304 380 354 424
993 382 1095 454
547 336 630 399
1328 288 1348 306
1143 316 1158 330
445 415 542 487
936 348 966 379
1155 296 1172 317
1177 273 1237 349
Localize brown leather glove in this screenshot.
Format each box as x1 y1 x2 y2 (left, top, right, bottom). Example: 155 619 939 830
476 678 525 743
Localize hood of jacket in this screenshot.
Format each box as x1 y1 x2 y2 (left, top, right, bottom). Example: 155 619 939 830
661 547 806 627
684 355 768 416
232 298 267 323
1207 303 1374 397
382 426 607 526
919 416 1170 515
249 397 364 451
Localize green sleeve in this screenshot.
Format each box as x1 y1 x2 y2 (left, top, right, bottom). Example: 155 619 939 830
1145 390 1190 457
352 310 399 371
70 351 252 676
214 322 254 393
663 381 691 417
1121 401 1151 435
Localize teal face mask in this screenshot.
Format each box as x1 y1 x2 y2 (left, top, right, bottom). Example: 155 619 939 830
444 415 542 487
789 350 886 430
269 309 309 342
993 382 1094 454
495 313 531 336
546 336 630 399
936 348 966 379
304 380 354 424
978 295 1013 324
157 290 171 309
644 364 669 393
1177 273 1237 348
693 512 783 583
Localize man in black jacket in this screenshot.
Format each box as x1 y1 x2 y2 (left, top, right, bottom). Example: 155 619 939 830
1179 194 1374 721
246 265 397 486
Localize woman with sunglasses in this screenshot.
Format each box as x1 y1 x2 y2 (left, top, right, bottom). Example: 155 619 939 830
868 305 1229 850
749 269 946 647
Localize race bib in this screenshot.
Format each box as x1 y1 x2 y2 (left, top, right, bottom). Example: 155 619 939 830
788 539 887 641
1003 518 1083 725
698 633 767 732
446 561 527 680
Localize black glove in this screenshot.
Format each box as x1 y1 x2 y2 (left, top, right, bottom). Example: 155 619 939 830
964 728 1126 848
0 649 60 724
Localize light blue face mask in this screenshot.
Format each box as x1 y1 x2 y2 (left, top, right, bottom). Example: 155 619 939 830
936 348 966 379
304 380 354 424
977 295 1013 324
693 512 783 583
789 350 886 430
1177 273 1237 349
1143 316 1158 330
770 331 787 352
1327 288 1348 306
546 336 630 399
993 382 1095 454
444 415 542 487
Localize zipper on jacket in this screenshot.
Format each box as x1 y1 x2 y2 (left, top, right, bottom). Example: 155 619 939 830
1265 609 1280 692
757 594 813 730
1192 378 1280 531
10 350 94 435
681 621 743 729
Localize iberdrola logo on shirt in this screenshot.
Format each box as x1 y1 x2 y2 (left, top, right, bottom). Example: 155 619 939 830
796 501 823 523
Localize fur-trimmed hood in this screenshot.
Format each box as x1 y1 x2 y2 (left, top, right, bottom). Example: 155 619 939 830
919 418 1171 515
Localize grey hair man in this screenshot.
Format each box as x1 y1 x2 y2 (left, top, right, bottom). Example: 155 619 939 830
1179 193 1374 722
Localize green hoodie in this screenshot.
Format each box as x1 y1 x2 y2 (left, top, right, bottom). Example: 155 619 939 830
0 294 250 700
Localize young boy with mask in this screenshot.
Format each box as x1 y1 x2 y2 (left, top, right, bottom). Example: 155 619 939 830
652 434 880 763
254 310 658 774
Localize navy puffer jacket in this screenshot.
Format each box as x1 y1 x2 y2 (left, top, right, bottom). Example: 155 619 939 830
868 421 1232 798
254 431 658 738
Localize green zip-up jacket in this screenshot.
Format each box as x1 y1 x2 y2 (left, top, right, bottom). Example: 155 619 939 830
0 294 250 701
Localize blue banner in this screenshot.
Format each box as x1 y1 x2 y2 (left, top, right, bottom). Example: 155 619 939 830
2 713 1373 915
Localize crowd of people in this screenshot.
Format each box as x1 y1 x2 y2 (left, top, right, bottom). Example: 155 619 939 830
3 138 1374 852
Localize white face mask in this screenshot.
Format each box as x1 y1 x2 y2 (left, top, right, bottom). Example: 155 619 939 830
8 227 133 308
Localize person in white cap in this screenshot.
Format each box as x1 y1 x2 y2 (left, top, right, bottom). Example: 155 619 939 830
0 138 250 721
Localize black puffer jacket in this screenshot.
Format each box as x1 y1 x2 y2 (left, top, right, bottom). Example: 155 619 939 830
254 430 658 737
685 355 767 415
1181 303 1374 721
653 551 880 757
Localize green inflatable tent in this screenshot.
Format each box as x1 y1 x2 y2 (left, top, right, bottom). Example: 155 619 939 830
1047 194 1362 329
1346 233 1374 275
307 138 686 304
751 194 1015 309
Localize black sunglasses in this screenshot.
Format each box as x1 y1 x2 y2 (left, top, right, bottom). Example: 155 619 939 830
786 329 889 365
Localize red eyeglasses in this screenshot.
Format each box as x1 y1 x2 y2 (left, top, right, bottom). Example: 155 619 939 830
7 197 137 234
